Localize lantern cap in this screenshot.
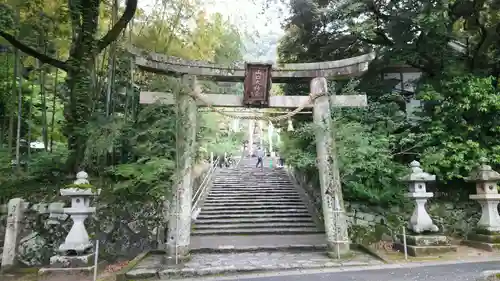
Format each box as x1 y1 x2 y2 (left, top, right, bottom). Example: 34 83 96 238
400 160 436 182
466 158 500 182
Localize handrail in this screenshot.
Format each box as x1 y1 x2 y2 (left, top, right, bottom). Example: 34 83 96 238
192 157 219 213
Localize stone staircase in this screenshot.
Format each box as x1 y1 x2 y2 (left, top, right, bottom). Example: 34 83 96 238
191 157 325 251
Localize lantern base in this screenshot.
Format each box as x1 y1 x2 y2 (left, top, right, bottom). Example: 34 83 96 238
59 242 94 255
394 234 457 257
39 253 104 277
462 229 500 251
49 253 95 268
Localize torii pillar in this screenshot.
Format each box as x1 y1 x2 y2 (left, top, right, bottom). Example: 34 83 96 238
312 77 350 257
165 74 198 264
268 121 274 156
248 119 254 156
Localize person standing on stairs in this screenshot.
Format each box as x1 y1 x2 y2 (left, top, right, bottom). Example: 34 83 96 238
256 146 265 168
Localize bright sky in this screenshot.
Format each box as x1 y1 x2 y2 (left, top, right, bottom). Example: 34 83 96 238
138 0 289 36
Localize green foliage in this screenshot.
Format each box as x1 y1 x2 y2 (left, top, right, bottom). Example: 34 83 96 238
0 0 246 204
0 144 68 202
277 0 500 207
336 121 406 205
280 80 407 206
417 75 500 180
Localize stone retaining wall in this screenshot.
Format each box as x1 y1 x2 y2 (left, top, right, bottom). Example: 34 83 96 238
0 204 6 245
0 162 211 267
290 168 481 243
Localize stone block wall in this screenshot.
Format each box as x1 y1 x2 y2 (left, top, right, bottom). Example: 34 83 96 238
289 168 481 243
0 204 6 264
0 162 212 267
0 204 6 241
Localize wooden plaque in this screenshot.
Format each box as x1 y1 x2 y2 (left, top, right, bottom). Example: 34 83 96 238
243 63 272 107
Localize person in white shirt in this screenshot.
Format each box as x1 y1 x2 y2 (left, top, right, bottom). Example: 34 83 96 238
256 147 265 168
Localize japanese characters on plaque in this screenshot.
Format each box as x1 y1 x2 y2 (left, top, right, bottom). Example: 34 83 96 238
244 63 272 107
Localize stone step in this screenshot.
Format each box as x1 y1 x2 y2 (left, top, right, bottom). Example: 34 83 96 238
214 175 288 178
212 182 293 185
213 179 291 182
194 222 317 230
197 213 312 219
199 208 309 215
190 234 328 252
210 190 296 194
208 193 299 197
213 177 292 179
215 174 288 177
213 182 291 185
212 184 294 187
211 185 295 188
211 187 295 191
206 195 302 200
209 192 297 198
215 174 290 176
195 217 314 224
192 227 322 236
191 244 327 254
210 189 297 193
204 198 302 203
202 205 306 211
206 195 301 199
203 201 304 207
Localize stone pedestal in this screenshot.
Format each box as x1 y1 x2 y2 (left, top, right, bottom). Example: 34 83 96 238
394 234 457 256
463 229 500 252
39 253 96 275
1 198 28 271
397 161 456 256
39 171 101 275
463 160 500 251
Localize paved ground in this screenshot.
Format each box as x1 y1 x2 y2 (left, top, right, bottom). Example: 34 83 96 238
126 250 382 279
171 259 500 281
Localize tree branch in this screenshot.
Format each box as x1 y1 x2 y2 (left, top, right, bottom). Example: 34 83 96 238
0 30 69 71
469 0 488 71
97 0 137 52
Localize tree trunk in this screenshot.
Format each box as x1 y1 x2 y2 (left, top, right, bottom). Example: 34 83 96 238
64 51 95 172
7 115 13 154
15 48 22 171
49 67 58 151
0 0 138 173
39 62 49 151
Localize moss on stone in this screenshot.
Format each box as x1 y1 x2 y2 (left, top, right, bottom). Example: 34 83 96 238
475 228 500 236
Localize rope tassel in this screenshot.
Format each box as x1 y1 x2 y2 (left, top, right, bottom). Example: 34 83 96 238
287 118 294 131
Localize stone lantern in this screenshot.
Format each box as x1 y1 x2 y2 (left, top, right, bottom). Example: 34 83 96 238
58 179 100 254
394 160 456 256
463 159 500 251
403 160 438 233
40 171 101 275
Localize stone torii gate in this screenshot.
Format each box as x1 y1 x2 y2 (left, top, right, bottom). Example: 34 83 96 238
130 47 375 262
